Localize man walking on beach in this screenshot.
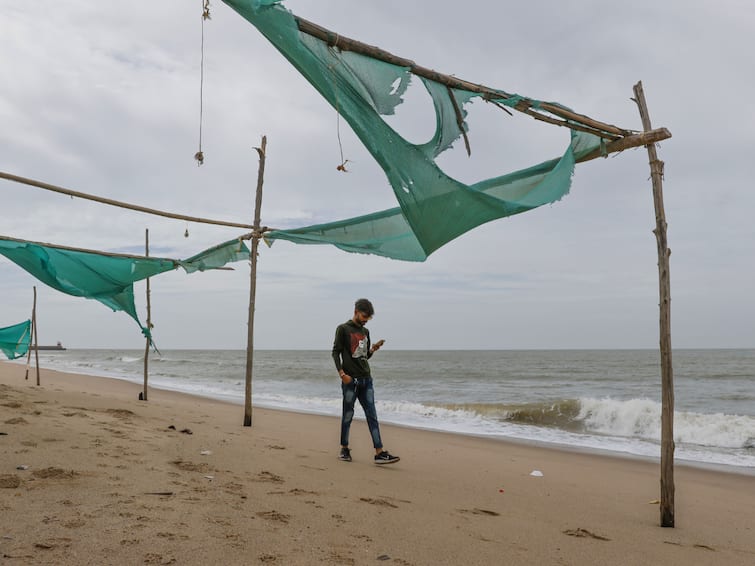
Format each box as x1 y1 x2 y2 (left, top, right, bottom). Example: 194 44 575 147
332 298 400 465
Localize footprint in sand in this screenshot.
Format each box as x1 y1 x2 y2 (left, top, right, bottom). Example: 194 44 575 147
31 467 78 480
360 497 398 508
254 470 284 483
63 518 86 529
170 460 212 473
457 508 500 517
143 552 176 564
156 531 189 541
34 537 73 550
62 411 91 418
562 527 611 541
256 510 291 524
0 474 22 488
104 409 136 425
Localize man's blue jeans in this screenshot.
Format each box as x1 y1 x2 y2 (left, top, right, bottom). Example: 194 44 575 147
340 377 383 449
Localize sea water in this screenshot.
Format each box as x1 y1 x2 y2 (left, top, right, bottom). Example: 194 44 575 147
15 349 755 473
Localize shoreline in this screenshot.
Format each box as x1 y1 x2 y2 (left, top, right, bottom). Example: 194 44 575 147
9 358 754 477
2 361 755 564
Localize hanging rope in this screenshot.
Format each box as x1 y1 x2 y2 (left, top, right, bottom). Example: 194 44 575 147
335 115 349 172
195 1 211 166
326 41 349 173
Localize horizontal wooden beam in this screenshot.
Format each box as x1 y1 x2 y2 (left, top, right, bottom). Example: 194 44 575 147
576 127 672 164
0 171 254 230
0 233 174 261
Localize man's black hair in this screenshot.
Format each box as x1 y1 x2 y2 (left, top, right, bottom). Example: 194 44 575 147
354 298 374 316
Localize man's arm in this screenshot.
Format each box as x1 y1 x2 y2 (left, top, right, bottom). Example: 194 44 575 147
368 339 385 358
332 325 352 383
331 325 344 372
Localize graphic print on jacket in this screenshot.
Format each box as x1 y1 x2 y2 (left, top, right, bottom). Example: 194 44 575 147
351 332 368 359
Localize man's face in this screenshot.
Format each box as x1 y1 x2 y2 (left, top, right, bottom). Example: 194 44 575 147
354 310 372 327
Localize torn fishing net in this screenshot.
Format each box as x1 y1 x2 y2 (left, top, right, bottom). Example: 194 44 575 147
0 319 31 360
224 0 607 261
0 236 250 341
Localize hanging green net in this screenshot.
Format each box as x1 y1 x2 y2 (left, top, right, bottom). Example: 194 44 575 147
0 236 250 340
0 319 31 360
223 0 608 261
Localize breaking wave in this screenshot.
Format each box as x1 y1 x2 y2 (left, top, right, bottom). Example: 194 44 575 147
430 398 755 450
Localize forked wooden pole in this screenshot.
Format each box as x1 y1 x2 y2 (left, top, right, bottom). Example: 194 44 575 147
142 228 151 402
633 81 675 528
244 135 267 427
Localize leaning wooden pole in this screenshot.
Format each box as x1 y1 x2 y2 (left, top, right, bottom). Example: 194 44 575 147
24 335 32 380
633 81 675 528
244 135 267 427
32 286 40 386
25 288 35 380
142 228 151 402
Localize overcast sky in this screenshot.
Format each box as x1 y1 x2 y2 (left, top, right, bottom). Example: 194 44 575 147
2 0 753 350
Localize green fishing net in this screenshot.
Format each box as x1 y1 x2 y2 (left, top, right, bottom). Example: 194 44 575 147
0 319 31 360
0 237 250 340
223 0 608 261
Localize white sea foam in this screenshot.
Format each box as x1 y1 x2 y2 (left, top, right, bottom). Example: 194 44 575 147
675 411 755 449
578 398 661 439
577 397 755 450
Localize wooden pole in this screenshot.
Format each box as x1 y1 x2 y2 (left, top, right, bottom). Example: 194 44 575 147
244 135 267 427
32 286 40 386
575 129 671 164
633 81 675 528
0 235 174 262
296 16 637 140
0 171 254 230
142 228 151 402
25 288 35 380
24 338 32 380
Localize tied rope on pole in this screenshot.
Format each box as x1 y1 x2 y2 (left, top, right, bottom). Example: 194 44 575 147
195 0 211 166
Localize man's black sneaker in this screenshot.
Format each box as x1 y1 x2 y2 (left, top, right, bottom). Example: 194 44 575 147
339 447 352 462
374 451 400 465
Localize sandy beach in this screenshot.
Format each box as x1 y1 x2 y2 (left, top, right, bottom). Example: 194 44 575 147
1 361 753 565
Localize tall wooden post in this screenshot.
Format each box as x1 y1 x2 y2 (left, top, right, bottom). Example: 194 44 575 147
142 228 151 401
633 81 674 527
244 135 267 427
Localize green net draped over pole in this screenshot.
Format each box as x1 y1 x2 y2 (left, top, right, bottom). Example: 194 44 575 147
0 319 31 360
223 0 606 261
0 237 250 341
180 238 252 273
